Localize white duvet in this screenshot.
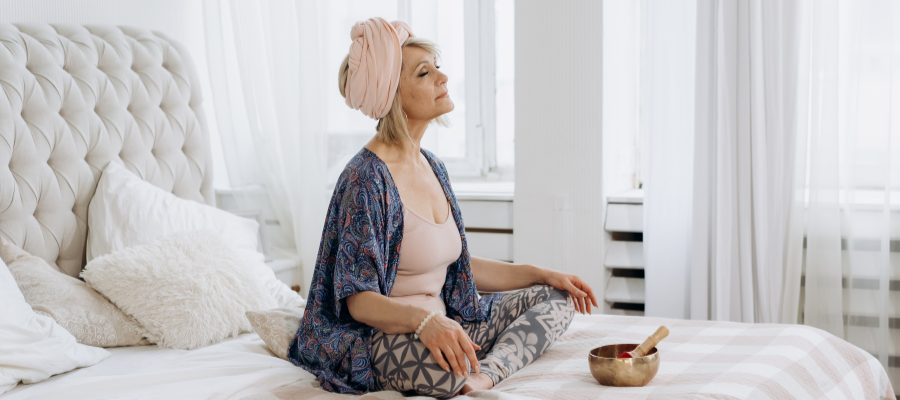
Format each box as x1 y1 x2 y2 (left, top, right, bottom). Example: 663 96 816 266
1 333 314 400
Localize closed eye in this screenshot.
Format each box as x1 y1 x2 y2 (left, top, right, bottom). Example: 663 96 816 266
419 65 439 77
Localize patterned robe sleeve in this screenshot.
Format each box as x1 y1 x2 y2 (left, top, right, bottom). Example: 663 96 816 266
331 180 385 323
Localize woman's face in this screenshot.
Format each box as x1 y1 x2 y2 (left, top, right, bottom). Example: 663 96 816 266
399 46 453 121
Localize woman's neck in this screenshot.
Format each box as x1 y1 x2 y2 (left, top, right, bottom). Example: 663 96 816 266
370 117 430 164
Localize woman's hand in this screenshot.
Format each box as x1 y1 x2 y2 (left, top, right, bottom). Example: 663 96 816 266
417 314 481 378
541 270 599 315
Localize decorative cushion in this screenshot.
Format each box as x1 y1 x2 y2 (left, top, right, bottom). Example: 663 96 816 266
0 24 213 278
87 162 305 308
0 236 147 348
82 231 278 350
246 307 306 361
0 257 109 395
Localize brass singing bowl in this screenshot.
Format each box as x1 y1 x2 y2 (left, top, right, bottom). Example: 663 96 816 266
588 344 660 387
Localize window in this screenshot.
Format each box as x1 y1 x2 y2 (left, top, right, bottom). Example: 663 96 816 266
322 0 514 183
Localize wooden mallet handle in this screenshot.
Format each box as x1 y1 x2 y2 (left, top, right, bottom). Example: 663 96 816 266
623 326 669 358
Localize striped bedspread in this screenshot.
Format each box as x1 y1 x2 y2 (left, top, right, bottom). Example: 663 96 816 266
242 314 894 400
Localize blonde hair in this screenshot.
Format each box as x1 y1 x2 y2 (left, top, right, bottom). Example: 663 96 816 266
339 36 450 145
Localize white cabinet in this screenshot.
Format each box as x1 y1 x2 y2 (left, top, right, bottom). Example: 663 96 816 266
604 189 644 316
266 259 297 287
604 241 644 269
455 183 514 263
605 276 646 303
466 231 514 261
457 200 514 262
604 204 643 232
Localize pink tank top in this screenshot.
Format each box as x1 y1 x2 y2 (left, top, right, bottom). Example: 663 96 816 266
390 202 462 312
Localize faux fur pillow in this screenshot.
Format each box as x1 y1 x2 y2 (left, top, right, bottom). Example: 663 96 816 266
0 237 148 348
82 231 278 350
246 307 305 360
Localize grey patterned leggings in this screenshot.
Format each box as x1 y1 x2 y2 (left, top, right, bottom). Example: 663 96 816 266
371 285 575 398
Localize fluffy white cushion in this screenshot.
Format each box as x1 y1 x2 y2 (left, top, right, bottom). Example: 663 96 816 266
87 162 305 308
0 258 109 395
83 231 278 350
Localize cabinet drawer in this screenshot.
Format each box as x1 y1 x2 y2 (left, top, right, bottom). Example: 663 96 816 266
466 232 513 262
605 241 644 269
458 200 514 230
605 204 643 232
604 276 645 303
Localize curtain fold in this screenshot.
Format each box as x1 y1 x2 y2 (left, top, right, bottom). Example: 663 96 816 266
686 0 802 323
646 0 898 386
203 0 327 295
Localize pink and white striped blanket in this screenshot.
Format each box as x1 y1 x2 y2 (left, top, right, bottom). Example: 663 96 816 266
242 315 894 400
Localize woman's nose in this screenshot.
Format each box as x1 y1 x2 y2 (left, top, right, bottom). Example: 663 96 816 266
436 69 448 86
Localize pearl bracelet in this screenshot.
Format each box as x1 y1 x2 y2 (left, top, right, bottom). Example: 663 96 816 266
414 310 442 340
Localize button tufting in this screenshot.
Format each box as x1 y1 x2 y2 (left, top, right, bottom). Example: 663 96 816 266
0 24 214 278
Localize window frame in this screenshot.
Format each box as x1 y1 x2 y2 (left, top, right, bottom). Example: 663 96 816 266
400 0 512 182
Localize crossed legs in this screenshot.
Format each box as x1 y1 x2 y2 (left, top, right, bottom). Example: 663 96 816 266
371 285 575 398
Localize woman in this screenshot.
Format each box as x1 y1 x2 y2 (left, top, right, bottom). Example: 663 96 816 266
289 17 598 398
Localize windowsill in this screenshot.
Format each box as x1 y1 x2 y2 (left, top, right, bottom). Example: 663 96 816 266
216 180 517 202
451 181 514 202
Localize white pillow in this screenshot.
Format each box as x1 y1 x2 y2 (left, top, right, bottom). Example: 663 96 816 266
88 162 305 308
82 231 278 350
0 259 109 395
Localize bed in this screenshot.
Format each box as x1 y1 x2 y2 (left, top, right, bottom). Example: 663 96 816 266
0 23 894 400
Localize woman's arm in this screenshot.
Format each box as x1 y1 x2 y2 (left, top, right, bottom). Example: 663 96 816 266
346 291 481 378
346 291 429 334
470 256 600 314
469 256 544 292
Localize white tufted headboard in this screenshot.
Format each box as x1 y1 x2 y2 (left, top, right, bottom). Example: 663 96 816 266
0 24 214 277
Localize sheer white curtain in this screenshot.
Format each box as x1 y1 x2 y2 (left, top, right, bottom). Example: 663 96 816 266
790 0 900 376
641 0 802 322
644 0 900 381
688 0 803 323
203 0 328 294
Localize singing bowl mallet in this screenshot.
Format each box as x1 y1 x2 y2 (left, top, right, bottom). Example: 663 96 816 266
618 326 669 359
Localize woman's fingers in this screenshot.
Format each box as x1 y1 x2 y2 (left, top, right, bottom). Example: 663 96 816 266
460 336 480 374
454 344 469 377
574 277 600 308
583 282 599 308
566 281 587 314
429 346 451 373
441 345 464 377
564 282 580 313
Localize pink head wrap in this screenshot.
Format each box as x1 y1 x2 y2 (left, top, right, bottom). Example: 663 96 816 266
344 17 414 120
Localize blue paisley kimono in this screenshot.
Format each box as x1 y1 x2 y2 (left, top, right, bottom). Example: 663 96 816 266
288 147 498 394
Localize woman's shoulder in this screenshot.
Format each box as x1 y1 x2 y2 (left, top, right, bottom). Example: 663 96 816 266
336 147 391 192
419 148 443 167
419 148 451 184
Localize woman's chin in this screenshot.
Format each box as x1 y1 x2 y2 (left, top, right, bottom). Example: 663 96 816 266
438 100 455 114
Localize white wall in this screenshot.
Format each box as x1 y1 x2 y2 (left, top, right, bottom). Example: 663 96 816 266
641 0 696 319
514 1 605 299
602 0 641 195
0 0 230 190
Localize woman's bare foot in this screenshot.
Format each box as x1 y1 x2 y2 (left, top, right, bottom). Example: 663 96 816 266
459 372 494 395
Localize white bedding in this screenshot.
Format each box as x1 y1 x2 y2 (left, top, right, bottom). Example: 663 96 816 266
4 315 893 400
1 334 312 400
